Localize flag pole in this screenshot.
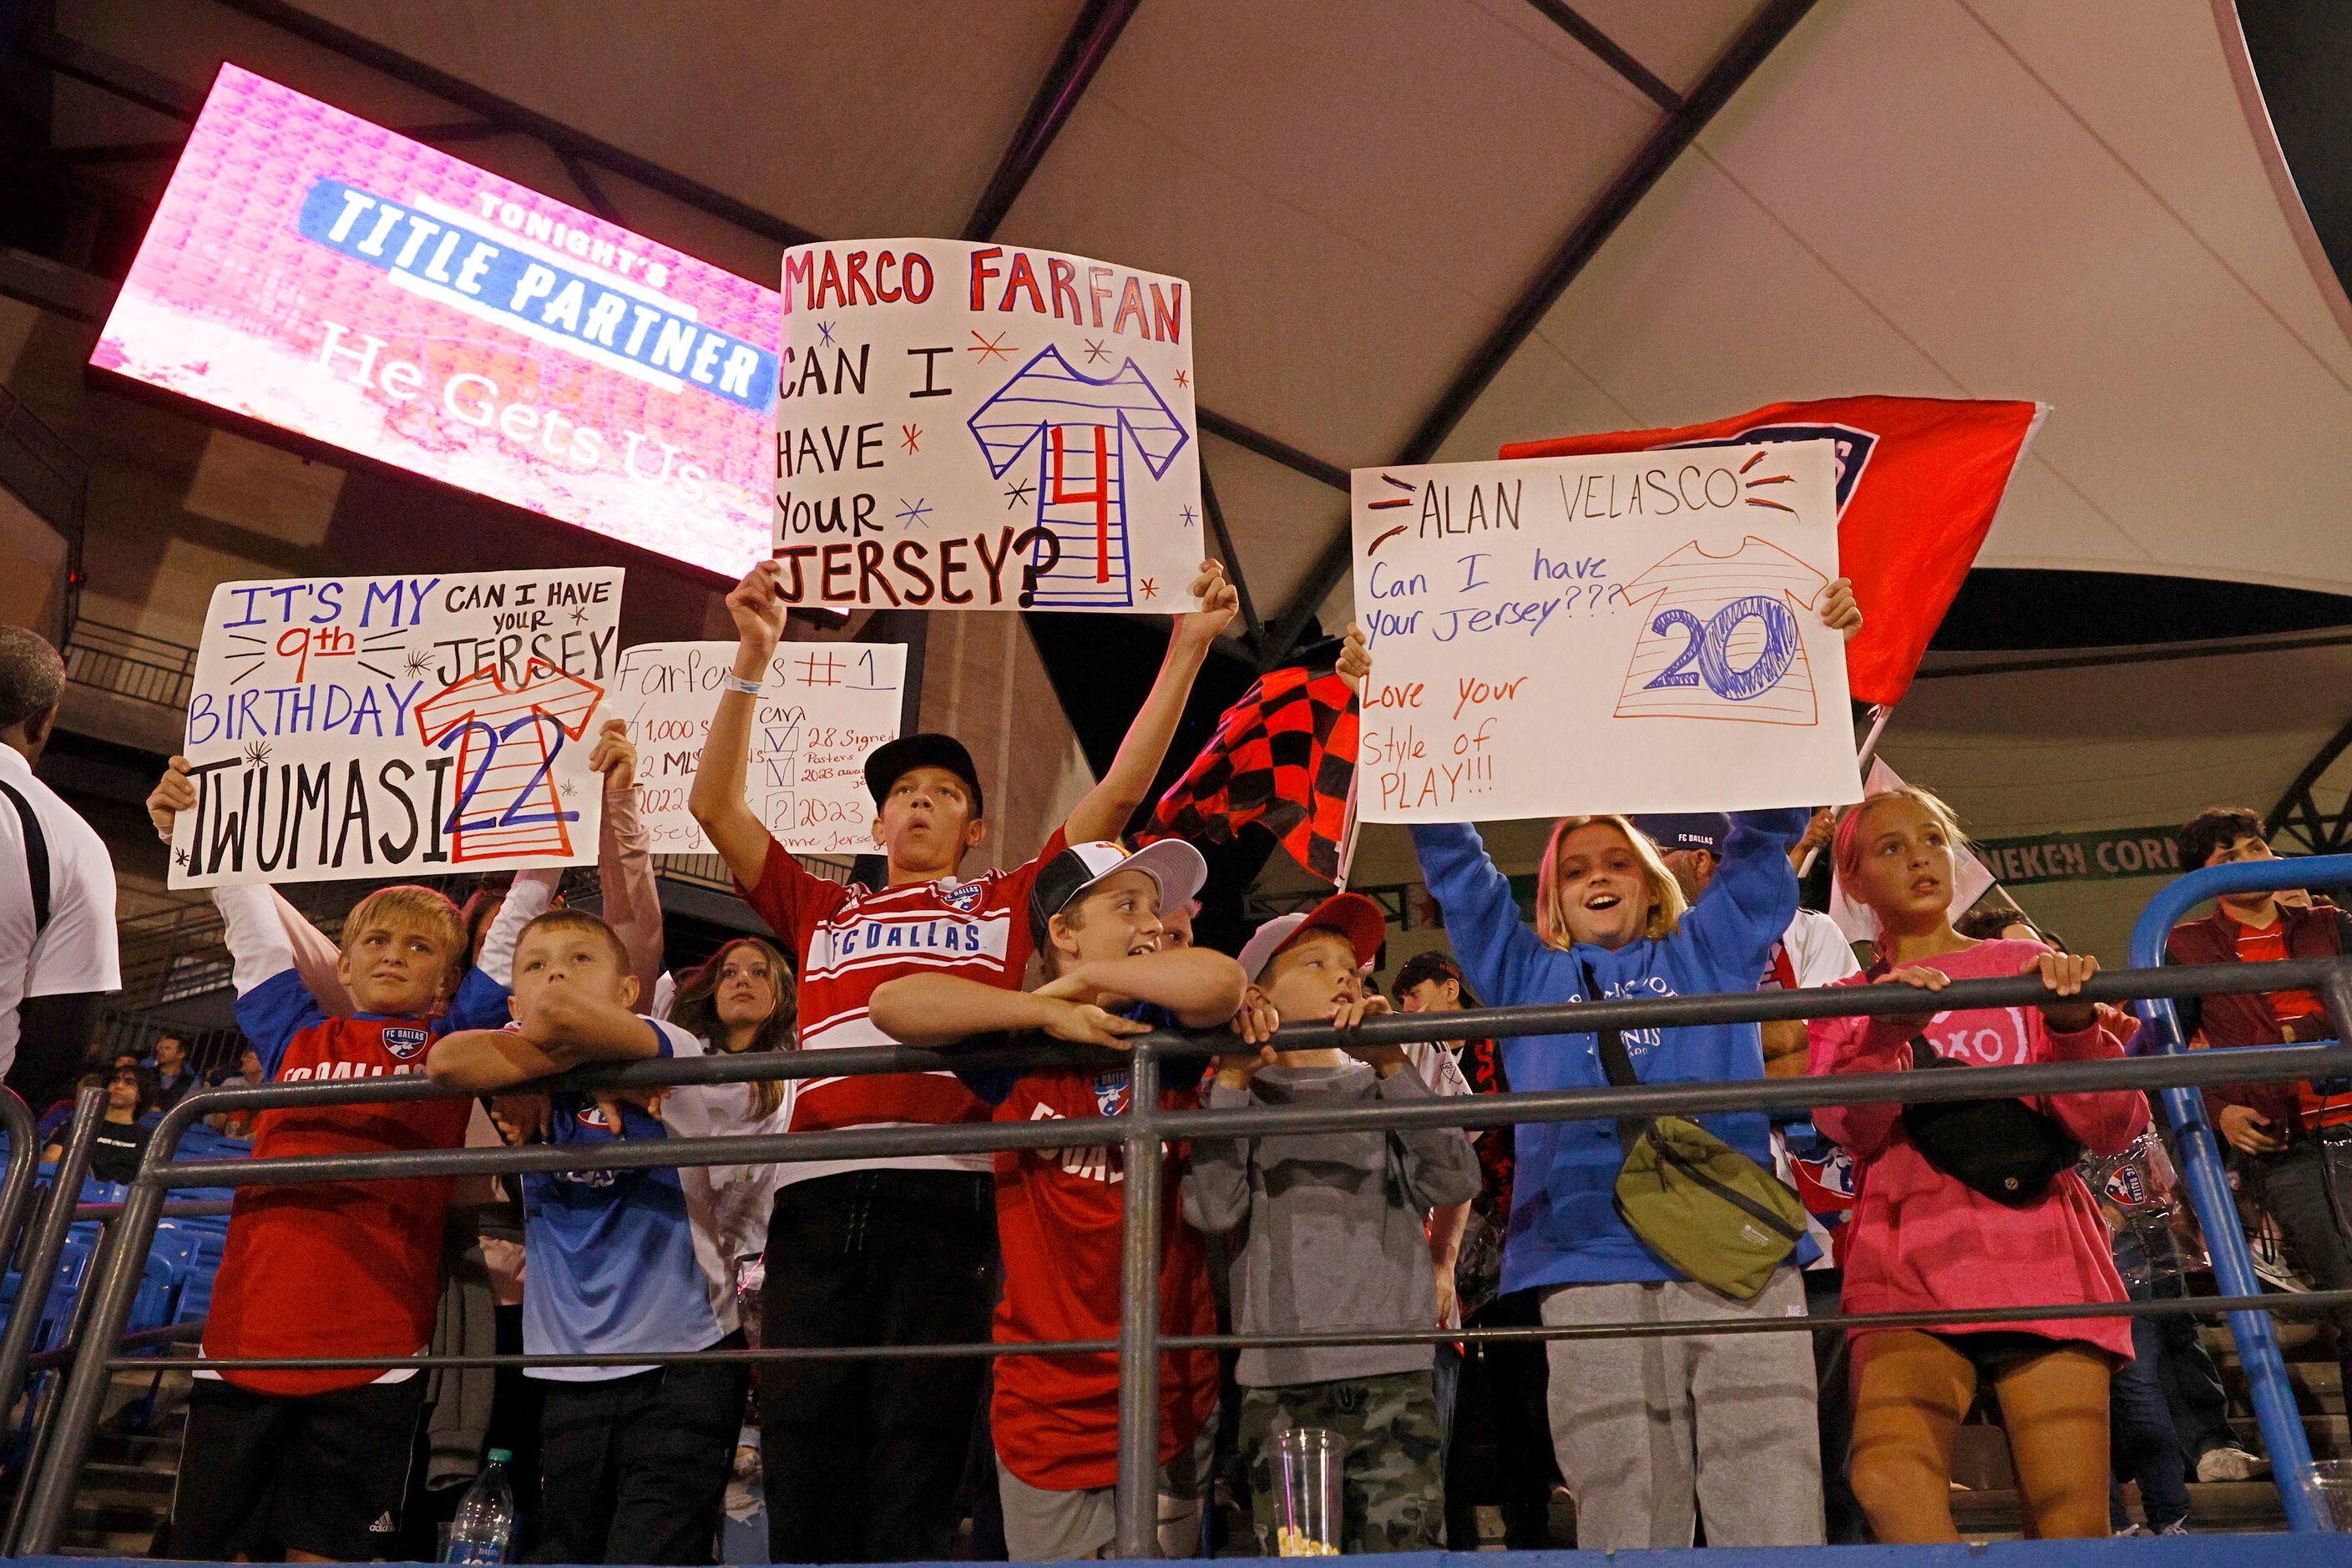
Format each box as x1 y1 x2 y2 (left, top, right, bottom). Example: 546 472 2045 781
1799 703 1897 878
1334 768 1362 893
1854 701 1896 772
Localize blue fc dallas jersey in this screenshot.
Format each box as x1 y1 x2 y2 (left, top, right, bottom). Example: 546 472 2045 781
522 1018 745 1380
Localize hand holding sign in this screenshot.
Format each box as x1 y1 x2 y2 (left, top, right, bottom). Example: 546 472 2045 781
1349 443 1864 823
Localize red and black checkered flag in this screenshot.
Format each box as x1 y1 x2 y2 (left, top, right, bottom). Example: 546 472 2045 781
1150 668 1359 883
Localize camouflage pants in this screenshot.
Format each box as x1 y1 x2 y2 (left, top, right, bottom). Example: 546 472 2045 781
1238 1371 1444 1553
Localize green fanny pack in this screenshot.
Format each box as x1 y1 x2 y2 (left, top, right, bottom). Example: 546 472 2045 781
1586 964 1807 1301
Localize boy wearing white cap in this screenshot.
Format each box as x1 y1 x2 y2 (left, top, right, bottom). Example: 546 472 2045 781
1183 894 1480 1553
868 839 1249 1560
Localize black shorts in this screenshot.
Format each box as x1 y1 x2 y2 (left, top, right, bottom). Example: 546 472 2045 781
169 1374 425 1560
1928 1328 2110 1380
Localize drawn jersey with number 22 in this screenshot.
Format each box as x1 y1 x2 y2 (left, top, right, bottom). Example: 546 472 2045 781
414 660 604 862
1615 538 1827 726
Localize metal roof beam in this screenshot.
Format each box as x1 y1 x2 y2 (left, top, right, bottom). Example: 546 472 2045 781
1524 0 1681 112
1197 459 1263 654
962 0 1141 242
1257 0 1820 667
1197 410 1348 491
17 27 205 120
554 146 622 225
2268 711 2352 853
55 119 503 164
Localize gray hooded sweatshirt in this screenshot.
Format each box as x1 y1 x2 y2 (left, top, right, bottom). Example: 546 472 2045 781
1181 1060 1480 1388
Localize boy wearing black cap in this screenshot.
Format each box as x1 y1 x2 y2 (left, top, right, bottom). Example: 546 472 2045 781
1185 897 1479 1553
868 840 1249 1560
687 556 1237 1563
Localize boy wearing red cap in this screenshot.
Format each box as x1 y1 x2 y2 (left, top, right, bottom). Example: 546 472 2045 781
1184 895 1479 1553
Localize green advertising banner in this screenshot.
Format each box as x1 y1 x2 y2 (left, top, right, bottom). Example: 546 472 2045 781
1974 827 2183 886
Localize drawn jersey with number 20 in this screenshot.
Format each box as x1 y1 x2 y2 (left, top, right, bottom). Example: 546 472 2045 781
414 659 604 862
1614 538 1826 726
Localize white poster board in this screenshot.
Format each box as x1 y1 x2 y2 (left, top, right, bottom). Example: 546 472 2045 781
1350 443 1864 822
772 239 1202 612
169 568 623 887
612 641 906 857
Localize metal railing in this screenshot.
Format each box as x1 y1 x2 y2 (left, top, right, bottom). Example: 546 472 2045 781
0 1092 46 1292
60 620 196 711
0 1087 103 1451
14 946 2352 1551
2130 855 2352 1535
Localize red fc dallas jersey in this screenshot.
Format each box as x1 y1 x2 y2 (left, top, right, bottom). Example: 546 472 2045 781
205 969 474 1395
737 829 1065 1182
990 1067 1217 1491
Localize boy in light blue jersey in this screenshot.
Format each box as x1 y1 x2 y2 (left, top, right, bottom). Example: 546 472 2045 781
430 908 747 1565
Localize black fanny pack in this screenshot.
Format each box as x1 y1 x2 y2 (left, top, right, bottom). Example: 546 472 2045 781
1899 1036 2081 1206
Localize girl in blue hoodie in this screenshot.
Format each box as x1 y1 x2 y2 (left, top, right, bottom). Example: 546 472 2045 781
1412 807 1823 1550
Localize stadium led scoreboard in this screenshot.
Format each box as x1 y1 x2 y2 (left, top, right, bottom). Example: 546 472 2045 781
94 63 777 579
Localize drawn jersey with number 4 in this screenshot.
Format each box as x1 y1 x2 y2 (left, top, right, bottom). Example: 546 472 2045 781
414 660 604 862
1616 539 1827 726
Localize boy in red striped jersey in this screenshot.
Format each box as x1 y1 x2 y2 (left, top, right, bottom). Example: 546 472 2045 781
687 556 1237 1564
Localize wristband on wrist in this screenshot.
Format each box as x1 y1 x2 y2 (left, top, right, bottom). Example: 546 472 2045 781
721 671 762 696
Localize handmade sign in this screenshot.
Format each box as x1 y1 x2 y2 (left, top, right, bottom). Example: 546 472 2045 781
771 239 1202 612
1350 443 1864 823
169 568 623 888
611 640 905 856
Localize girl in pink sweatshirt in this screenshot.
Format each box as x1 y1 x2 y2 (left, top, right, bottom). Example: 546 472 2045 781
1810 787 2146 1543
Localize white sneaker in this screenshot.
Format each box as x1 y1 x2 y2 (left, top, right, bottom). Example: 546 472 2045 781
2196 1446 2271 1482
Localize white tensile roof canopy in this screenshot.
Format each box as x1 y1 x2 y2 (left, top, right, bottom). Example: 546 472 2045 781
41 0 2352 956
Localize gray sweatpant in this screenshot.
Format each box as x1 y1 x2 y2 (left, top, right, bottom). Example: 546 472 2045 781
1539 1269 1823 1550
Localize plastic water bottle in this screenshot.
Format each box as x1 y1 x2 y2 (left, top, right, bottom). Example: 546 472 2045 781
443 1449 515 1564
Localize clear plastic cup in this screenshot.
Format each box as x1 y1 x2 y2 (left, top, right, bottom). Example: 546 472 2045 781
2310 1459 2352 1530
1269 1427 1345 1556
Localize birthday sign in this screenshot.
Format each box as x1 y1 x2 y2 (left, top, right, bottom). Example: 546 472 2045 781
772 239 1203 612
1351 443 1864 823
611 640 905 856
169 568 622 888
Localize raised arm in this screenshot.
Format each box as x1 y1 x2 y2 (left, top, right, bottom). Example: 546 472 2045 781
273 890 355 1016
589 720 665 994
1409 821 1554 1007
867 974 1150 1050
1063 561 1237 842
213 882 322 1076
1680 807 1808 981
689 560 789 888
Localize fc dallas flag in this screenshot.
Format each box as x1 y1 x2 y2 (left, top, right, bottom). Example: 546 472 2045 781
1501 397 2046 705
1151 668 1358 882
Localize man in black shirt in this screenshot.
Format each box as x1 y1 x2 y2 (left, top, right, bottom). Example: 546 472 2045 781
44 1063 155 1183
